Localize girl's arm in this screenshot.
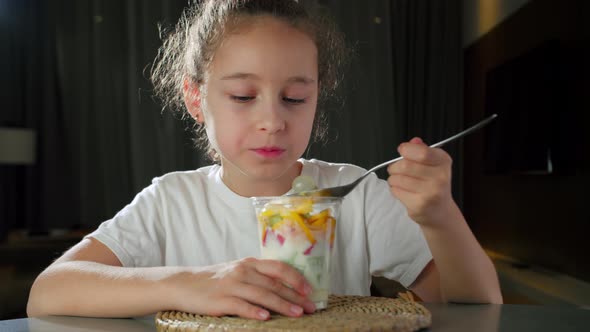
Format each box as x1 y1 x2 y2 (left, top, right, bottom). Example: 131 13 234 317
410 202 503 303
387 137 502 304
27 238 315 319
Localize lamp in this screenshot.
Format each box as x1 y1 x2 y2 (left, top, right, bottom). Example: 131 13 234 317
0 127 37 242
0 127 37 165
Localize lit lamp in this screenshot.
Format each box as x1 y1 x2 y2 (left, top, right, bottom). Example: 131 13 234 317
0 127 37 165
0 127 37 242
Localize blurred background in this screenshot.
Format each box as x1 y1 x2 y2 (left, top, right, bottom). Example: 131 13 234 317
1 0 589 319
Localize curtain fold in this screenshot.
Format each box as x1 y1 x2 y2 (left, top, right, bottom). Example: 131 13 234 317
51 0 202 229
1 0 201 232
0 0 65 234
309 0 396 178
313 0 464 204
389 0 464 205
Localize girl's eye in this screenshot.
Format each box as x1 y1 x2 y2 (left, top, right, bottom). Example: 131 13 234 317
231 96 255 103
283 97 306 104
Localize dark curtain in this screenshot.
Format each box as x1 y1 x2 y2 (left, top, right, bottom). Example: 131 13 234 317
1 0 62 236
389 0 464 205
1 0 463 235
308 0 397 175
48 0 205 230
312 0 464 205
1 0 203 234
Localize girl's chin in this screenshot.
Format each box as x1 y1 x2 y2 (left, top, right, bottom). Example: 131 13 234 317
241 162 298 180
221 154 301 177
246 164 294 181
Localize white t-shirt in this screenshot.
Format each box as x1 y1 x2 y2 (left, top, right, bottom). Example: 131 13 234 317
86 159 432 295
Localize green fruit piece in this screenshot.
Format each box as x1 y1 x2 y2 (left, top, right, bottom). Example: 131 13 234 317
268 215 282 227
291 175 317 193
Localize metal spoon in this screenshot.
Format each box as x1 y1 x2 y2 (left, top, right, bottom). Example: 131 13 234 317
293 114 498 198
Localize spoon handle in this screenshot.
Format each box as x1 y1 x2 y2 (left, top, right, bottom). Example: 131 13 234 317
365 114 498 175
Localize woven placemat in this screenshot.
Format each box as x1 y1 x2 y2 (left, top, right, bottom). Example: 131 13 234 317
155 294 431 332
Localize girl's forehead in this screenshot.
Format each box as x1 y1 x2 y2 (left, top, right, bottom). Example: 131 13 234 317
222 15 315 48
225 14 310 38
207 16 318 80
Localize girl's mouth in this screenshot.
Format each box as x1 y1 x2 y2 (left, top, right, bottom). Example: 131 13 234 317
252 147 285 158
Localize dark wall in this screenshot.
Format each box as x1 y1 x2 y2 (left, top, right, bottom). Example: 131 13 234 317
464 0 590 282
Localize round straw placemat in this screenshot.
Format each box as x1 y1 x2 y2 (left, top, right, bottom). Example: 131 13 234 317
155 294 431 332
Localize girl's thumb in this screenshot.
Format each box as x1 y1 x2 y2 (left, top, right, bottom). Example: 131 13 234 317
409 137 425 145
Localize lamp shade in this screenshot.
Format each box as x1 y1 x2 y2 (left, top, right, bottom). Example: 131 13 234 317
0 127 37 165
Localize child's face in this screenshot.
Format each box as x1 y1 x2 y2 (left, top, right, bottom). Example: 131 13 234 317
200 17 318 185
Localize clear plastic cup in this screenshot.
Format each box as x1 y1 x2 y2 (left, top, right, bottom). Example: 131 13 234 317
252 196 342 310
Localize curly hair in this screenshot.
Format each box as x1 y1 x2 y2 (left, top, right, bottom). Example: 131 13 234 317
150 0 349 160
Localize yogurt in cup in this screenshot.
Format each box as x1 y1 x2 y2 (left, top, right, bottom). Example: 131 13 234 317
252 196 342 310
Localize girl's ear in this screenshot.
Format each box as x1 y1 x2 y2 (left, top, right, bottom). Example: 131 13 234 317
183 78 204 123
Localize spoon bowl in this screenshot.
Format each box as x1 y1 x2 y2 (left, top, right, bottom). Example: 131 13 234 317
292 114 498 198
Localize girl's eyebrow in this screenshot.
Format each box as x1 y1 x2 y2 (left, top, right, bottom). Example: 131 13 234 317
220 73 316 84
287 76 316 84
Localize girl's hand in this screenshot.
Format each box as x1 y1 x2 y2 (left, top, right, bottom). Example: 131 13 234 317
387 137 455 227
167 257 316 320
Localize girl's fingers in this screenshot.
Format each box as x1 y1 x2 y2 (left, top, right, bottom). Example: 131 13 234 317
388 172 450 200
251 259 312 296
214 297 271 321
239 258 315 313
398 141 451 166
388 174 421 194
409 137 424 145
387 159 439 180
246 272 316 313
388 172 453 220
389 183 416 203
230 283 305 317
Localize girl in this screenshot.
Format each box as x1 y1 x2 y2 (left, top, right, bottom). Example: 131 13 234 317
27 0 502 321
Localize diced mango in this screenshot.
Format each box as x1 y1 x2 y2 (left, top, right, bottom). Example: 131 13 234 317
328 217 336 247
260 207 279 218
309 209 330 223
309 217 327 230
293 199 313 214
283 211 316 244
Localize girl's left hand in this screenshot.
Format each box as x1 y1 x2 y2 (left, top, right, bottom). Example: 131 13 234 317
387 137 455 227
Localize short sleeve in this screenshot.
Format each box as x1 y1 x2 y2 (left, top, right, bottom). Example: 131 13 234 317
363 174 433 288
85 178 164 267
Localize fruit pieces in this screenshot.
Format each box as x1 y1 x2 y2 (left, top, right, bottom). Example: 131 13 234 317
290 175 318 194
258 198 336 249
288 211 316 244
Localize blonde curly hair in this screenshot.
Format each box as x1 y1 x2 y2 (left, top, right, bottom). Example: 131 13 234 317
150 0 349 161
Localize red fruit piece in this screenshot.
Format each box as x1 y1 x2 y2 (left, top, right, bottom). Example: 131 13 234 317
262 227 268 246
277 234 285 245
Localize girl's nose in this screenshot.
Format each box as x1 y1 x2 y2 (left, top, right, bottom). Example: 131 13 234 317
256 102 286 133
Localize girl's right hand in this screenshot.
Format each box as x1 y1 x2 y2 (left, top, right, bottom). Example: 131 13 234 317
166 257 316 320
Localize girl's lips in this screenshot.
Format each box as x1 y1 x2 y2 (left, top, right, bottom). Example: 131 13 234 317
252 147 285 158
